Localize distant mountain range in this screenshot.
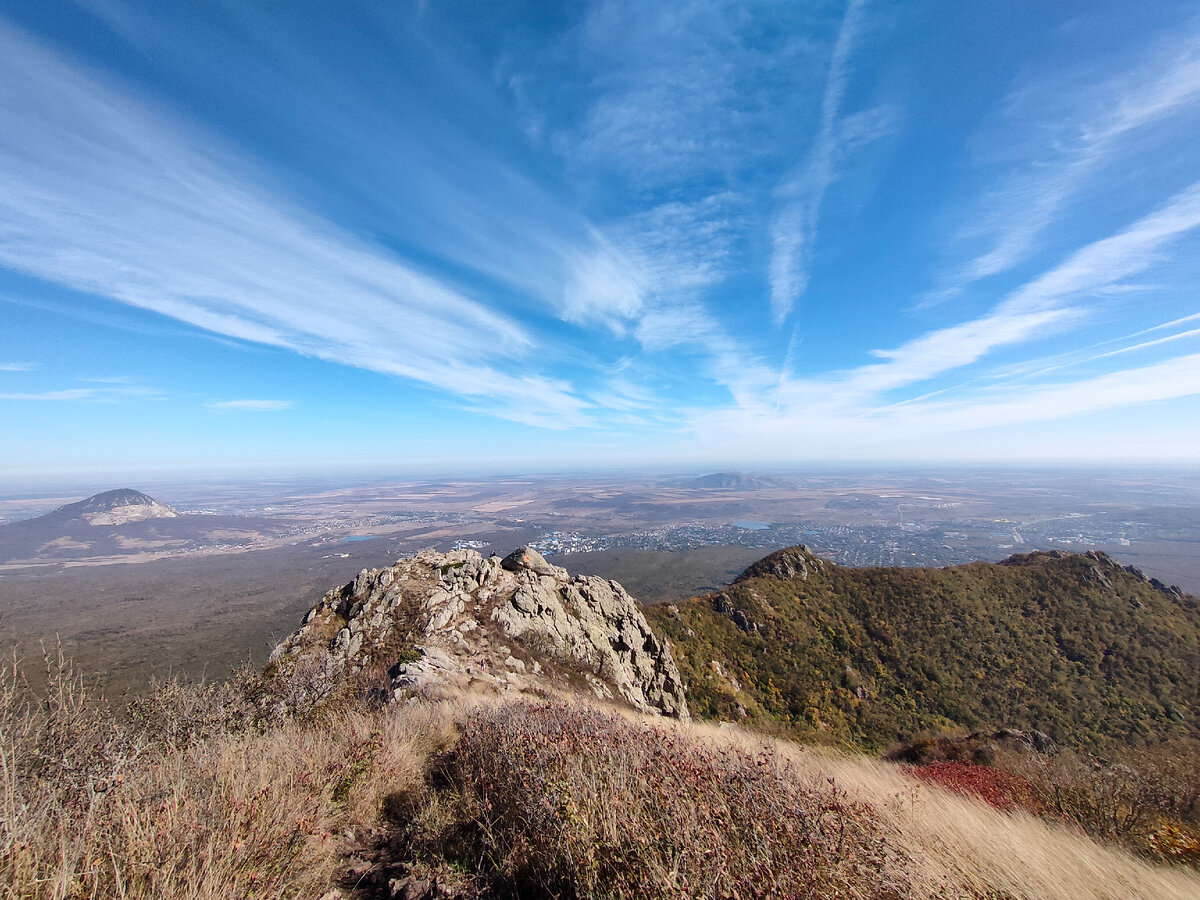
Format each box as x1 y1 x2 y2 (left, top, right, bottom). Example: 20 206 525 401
649 545 1200 751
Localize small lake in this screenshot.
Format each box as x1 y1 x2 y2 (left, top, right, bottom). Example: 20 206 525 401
341 535 378 543
731 520 770 531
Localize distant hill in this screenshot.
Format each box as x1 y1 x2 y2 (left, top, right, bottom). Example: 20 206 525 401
648 546 1200 751
679 472 793 490
0 488 277 566
31 488 179 526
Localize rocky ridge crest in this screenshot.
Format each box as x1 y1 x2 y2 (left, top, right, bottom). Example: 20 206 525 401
270 546 688 719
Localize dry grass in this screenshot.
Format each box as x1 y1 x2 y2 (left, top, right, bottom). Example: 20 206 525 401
3 648 1200 900
0 649 456 900
417 699 911 899
743 732 1200 900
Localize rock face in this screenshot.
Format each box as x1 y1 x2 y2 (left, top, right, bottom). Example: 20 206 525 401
270 547 688 720
735 544 824 583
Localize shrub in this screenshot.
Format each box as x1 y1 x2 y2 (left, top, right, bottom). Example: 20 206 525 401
405 699 911 900
0 646 432 899
998 739 1200 865
907 760 1040 814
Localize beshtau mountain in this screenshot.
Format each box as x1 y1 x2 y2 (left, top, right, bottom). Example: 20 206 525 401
0 488 279 566
32 488 179 526
0 489 179 563
0 488 178 530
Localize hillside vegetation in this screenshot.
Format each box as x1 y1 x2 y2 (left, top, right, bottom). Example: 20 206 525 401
7 545 1200 898
649 547 1200 751
3 650 1200 900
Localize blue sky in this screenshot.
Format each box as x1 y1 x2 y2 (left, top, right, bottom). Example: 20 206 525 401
2 0 1200 481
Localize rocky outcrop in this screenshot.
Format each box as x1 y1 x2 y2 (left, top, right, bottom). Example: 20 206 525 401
885 728 1059 766
270 547 688 719
735 544 825 583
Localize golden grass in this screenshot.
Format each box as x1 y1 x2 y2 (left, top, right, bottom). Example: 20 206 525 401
3 649 1199 900
0 651 459 900
686 719 1200 900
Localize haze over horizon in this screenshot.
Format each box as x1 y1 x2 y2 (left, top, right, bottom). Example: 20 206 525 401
3 1 1200 482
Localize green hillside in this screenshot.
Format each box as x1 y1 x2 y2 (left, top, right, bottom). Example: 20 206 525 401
648 547 1200 751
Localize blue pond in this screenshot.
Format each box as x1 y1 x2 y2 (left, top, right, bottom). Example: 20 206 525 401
341 535 378 543
731 520 770 531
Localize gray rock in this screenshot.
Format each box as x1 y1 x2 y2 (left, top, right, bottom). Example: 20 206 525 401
736 545 822 583
269 547 688 720
500 546 567 579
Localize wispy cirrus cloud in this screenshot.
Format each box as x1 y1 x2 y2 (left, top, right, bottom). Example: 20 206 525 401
727 178 1200 457
1084 327 1200 361
0 22 595 429
799 178 1200 403
0 384 159 402
530 1 827 404
0 389 98 401
203 399 295 412
694 349 1200 463
0 362 37 372
769 0 893 324
931 23 1200 301
895 353 1200 433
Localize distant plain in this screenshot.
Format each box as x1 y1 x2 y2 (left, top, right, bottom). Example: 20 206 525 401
1 468 1198 696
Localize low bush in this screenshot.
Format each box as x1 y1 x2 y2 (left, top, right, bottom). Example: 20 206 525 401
999 739 1200 863
0 647 445 900
399 699 911 900
907 761 1040 814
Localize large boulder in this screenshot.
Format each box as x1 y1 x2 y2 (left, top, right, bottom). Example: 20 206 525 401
500 545 567 578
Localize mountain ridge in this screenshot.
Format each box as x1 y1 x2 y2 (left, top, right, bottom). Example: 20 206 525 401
677 471 793 490
650 544 1200 751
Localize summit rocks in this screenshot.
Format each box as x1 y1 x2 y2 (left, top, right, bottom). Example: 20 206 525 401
500 545 566 578
270 548 688 720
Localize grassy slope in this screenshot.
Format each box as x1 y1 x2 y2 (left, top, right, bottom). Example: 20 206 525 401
4 652 1199 900
649 547 1200 751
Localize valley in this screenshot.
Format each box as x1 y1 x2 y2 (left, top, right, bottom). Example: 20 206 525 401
1 467 1199 697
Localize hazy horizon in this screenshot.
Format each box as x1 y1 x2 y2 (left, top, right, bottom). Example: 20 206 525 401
6 459 1200 502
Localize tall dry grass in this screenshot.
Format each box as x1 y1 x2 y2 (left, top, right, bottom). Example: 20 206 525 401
0 649 455 900
3 646 1200 900
423 699 912 899
702 724 1200 900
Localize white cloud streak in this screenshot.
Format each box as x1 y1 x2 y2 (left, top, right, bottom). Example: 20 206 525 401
769 0 868 323
939 26 1200 296
691 352 1200 463
702 180 1200 457
0 385 158 402
0 22 592 429
0 362 37 372
1086 327 1200 361
0 389 98 401
900 353 1200 432
793 178 1200 403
